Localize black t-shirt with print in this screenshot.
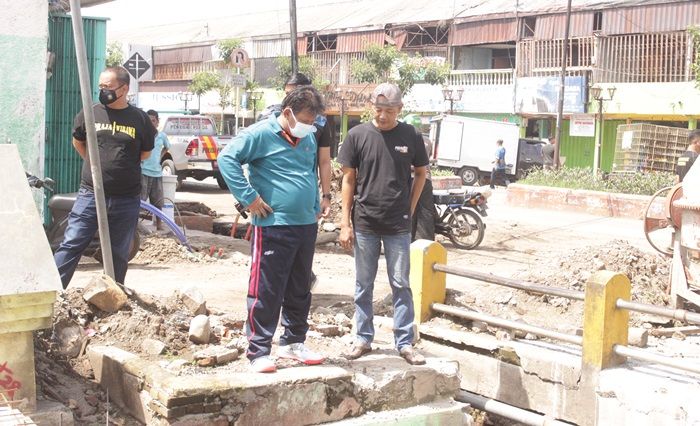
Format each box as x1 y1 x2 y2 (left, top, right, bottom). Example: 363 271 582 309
73 104 156 197
338 121 429 235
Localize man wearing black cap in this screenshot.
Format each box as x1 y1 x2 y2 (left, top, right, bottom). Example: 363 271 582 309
337 82 428 365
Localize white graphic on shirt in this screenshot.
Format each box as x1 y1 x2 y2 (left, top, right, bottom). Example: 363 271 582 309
264 250 275 256
395 146 408 154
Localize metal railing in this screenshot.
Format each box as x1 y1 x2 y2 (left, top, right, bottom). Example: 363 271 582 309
448 69 514 86
422 260 700 376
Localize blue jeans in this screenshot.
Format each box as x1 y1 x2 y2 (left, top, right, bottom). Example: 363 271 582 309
54 187 141 288
353 231 415 350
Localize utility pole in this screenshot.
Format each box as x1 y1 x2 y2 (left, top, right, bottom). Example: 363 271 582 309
289 0 299 75
69 0 115 280
554 0 573 169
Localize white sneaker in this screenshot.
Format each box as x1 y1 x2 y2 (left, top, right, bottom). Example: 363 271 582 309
250 355 276 373
278 343 325 365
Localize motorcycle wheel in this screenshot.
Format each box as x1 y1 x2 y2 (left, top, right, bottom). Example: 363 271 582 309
446 209 485 250
93 232 141 264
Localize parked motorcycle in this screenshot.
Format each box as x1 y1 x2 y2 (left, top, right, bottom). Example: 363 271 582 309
26 173 141 263
433 188 489 249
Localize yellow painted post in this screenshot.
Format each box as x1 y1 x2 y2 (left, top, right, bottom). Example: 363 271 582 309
579 270 631 426
409 240 447 324
581 270 631 371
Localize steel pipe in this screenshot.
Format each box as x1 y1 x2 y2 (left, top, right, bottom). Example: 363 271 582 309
433 264 585 301
457 391 572 426
616 299 700 325
613 344 700 375
432 303 583 345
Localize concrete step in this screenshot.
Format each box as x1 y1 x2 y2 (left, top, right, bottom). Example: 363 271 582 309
87 345 461 425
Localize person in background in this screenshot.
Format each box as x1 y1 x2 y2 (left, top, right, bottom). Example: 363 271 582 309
676 130 700 183
541 137 556 170
489 139 509 189
412 132 436 241
338 83 428 365
141 109 171 229
218 86 326 373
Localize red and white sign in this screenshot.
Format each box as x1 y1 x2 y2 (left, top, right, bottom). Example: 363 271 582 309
570 114 596 137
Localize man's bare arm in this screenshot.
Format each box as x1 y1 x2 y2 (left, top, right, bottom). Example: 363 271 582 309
410 166 427 215
72 138 87 160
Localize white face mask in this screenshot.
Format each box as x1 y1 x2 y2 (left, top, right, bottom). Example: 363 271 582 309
287 109 317 138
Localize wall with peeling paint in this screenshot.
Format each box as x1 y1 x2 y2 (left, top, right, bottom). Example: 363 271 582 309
0 0 48 175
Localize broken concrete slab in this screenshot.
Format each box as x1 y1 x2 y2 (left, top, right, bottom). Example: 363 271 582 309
82 274 128 313
87 344 460 425
177 286 207 316
141 338 166 356
193 345 240 365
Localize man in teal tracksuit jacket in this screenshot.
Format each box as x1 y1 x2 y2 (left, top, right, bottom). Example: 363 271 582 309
217 86 326 373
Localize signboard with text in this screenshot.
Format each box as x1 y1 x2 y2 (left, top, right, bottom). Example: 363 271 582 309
570 114 595 137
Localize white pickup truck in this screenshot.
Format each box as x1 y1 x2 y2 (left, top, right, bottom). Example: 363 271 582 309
160 115 232 189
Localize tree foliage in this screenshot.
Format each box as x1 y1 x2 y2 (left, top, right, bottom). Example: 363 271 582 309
188 71 221 97
106 41 124 67
350 43 450 95
272 56 329 91
217 38 244 64
691 27 700 89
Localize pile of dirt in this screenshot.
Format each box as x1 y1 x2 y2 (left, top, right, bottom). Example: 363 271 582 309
133 235 222 264
518 239 671 307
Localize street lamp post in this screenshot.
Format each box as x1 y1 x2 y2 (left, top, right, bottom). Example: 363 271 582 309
178 91 193 114
335 88 349 144
442 87 464 115
590 85 616 175
248 91 263 123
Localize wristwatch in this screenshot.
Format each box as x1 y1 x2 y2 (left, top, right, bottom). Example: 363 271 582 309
322 193 332 200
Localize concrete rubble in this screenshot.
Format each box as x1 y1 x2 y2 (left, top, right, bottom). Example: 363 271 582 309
188 314 211 344
82 274 128 313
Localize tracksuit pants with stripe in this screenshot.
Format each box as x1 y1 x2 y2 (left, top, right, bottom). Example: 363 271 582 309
246 223 318 361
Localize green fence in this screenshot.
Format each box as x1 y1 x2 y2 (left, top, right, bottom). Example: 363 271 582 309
44 14 106 221
559 119 623 172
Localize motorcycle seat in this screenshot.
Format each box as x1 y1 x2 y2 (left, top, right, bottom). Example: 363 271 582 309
48 193 78 212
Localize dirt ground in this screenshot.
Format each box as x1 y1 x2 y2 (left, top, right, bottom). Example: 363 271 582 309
34 177 694 425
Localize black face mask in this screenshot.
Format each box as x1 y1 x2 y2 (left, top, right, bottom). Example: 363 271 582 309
99 84 124 105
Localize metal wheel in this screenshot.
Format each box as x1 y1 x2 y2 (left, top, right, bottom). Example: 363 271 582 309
458 167 479 186
447 209 485 249
93 231 141 264
643 185 680 257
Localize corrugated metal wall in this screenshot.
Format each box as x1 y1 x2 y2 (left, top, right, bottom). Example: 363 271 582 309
250 38 290 59
450 19 517 46
45 15 106 217
603 1 700 35
336 30 385 53
534 12 594 39
559 119 622 171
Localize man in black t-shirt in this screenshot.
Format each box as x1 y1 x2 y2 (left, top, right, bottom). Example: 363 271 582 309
338 83 428 365
676 130 700 183
54 66 155 288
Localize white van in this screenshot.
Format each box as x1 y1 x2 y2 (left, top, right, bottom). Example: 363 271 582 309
431 115 546 185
